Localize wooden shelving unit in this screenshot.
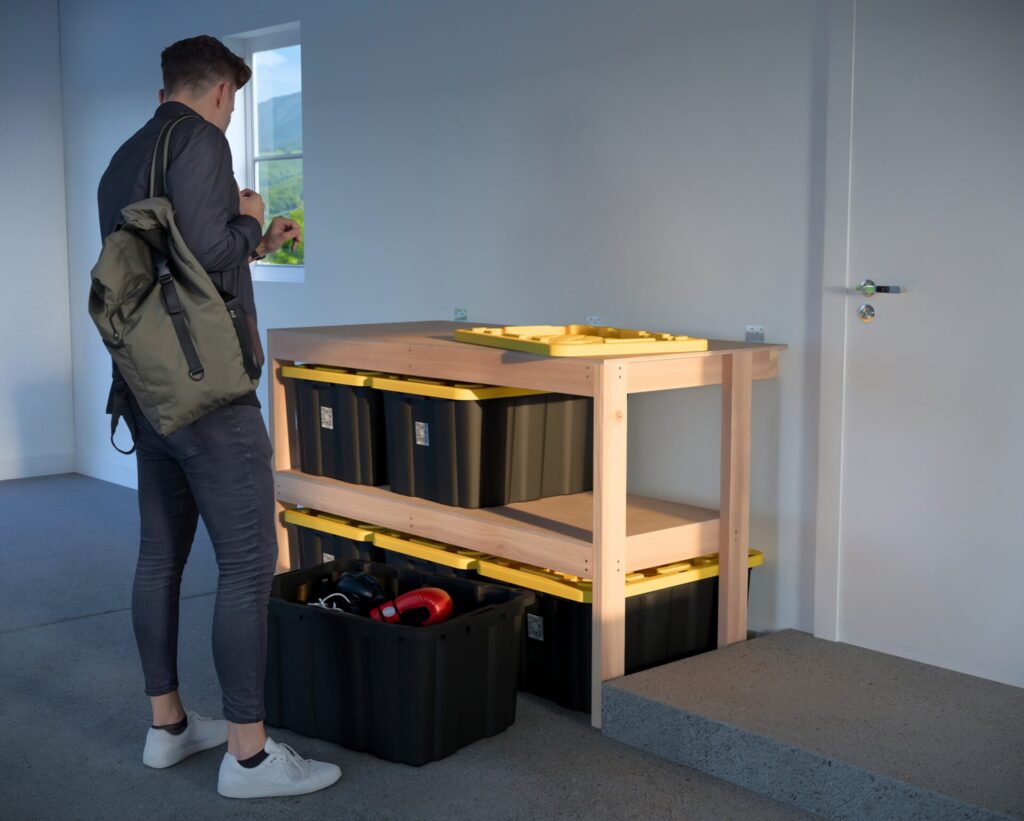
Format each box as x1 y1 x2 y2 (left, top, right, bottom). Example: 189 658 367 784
268 321 785 728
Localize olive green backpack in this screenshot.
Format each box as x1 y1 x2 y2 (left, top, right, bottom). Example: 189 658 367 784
89 114 260 440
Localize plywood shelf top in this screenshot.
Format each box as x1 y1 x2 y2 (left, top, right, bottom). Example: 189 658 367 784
268 321 784 396
275 469 719 577
270 320 786 361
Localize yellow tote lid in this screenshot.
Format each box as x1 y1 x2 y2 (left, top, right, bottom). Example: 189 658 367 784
283 508 381 542
476 549 764 602
371 374 545 401
372 530 487 570
280 365 376 388
454 325 709 357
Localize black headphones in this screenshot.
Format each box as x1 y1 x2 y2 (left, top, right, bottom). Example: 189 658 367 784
308 571 387 614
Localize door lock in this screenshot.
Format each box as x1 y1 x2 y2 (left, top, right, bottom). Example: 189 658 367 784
855 279 902 296
858 304 876 323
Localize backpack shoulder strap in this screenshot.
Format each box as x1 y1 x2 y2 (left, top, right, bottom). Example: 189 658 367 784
148 113 199 199
155 254 205 382
145 113 206 382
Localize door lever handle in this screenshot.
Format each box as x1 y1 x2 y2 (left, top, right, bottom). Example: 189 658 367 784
855 279 902 296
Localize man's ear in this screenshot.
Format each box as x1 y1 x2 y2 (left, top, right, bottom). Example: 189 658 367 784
158 88 165 104
215 81 230 109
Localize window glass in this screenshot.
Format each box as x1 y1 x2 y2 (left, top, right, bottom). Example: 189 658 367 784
252 44 303 265
253 45 302 156
257 158 304 265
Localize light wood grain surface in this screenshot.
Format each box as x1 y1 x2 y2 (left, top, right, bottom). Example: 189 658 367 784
718 352 753 646
269 322 785 397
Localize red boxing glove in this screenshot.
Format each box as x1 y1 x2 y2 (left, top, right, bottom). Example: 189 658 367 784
370 587 453 626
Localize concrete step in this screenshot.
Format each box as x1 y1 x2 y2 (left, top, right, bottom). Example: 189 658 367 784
602 630 1023 820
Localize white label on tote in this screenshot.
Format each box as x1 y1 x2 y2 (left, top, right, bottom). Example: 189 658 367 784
527 613 545 641
415 421 430 446
320 406 334 430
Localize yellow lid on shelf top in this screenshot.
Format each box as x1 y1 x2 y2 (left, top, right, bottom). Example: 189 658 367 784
370 374 545 401
476 549 764 603
454 325 710 357
280 365 378 388
372 530 488 571
283 508 382 542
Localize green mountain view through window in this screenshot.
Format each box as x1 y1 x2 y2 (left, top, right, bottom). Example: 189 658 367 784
257 90 303 265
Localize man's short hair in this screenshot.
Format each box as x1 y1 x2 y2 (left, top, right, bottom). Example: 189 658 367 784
161 35 251 96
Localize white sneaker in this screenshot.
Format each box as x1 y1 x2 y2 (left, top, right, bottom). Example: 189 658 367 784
217 737 342 799
143 710 229 769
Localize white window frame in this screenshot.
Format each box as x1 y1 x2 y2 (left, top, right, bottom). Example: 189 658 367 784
225 23 303 283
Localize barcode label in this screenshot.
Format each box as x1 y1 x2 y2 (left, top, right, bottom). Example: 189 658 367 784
527 613 544 641
320 406 334 430
415 421 430 446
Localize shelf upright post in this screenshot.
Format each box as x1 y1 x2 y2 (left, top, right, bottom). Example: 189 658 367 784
591 359 629 729
269 341 300 574
718 351 754 646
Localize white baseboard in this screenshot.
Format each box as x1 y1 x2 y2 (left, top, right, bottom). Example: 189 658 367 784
0 452 76 482
74 448 137 489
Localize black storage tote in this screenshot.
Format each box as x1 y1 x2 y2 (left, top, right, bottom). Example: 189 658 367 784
374 375 593 509
477 550 764 712
282 366 388 486
264 558 534 766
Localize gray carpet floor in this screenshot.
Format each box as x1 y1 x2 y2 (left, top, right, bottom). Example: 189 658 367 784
0 474 815 820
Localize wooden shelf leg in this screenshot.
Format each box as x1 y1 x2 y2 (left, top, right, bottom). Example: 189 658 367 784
269 351 299 574
719 351 753 646
591 362 628 729
274 499 296 574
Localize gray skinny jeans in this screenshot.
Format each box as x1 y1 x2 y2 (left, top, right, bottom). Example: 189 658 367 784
128 392 278 724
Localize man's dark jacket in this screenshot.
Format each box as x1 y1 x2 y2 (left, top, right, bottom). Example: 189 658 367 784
97 101 263 415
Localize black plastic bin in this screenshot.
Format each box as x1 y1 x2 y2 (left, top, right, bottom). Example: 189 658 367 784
264 558 534 766
477 550 764 712
284 508 384 569
374 375 593 509
283 366 388 486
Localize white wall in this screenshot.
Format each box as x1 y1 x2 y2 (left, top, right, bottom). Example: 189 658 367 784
0 0 75 481
58 0 825 633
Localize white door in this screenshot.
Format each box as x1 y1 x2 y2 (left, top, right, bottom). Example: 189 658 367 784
817 0 1024 686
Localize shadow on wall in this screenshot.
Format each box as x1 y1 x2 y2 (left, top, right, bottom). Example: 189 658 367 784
626 379 783 631
2 376 75 480
797 0 832 635
752 377 783 630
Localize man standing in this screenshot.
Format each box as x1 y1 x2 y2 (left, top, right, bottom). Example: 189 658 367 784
97 35 340 799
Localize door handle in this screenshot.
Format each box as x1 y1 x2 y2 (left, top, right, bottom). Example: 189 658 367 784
855 279 902 296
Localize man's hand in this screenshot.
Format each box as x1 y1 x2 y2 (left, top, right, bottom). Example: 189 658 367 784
239 188 265 227
256 216 303 257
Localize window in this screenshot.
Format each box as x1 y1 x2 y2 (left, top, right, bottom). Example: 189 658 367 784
226 24 303 282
